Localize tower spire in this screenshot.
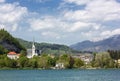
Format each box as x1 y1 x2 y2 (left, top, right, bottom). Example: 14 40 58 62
32 36 36 57
33 36 35 45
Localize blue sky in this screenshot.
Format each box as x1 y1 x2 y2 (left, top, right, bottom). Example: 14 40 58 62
0 0 120 45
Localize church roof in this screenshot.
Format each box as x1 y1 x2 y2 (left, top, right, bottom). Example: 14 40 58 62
8 51 17 55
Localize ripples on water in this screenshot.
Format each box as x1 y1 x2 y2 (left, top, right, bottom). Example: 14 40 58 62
0 69 120 81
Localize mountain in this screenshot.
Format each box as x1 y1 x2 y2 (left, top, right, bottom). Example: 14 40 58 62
0 29 26 54
70 34 120 52
17 38 77 54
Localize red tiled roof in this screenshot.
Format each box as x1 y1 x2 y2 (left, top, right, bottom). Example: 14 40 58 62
8 51 17 55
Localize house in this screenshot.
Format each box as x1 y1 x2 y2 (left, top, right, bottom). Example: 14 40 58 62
55 63 65 69
117 59 120 65
7 51 20 59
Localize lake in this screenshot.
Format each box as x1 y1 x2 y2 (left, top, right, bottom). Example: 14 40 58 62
0 69 120 81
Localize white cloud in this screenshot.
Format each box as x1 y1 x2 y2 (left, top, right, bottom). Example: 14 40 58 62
101 31 111 36
87 28 120 42
41 31 61 39
92 23 101 30
12 24 18 32
86 0 120 21
21 0 120 44
0 0 5 3
29 16 62 31
28 14 102 34
0 2 28 31
28 16 101 33
62 21 101 32
101 28 120 37
63 0 92 5
63 0 120 22
29 16 71 32
0 24 5 29
64 10 91 21
81 27 120 42
0 3 27 23
67 22 91 32
0 0 119 45
80 30 103 42
27 0 51 3
59 0 120 43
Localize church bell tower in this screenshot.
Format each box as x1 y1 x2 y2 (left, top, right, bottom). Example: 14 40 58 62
32 38 36 57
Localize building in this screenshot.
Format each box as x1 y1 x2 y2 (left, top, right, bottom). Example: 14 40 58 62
117 59 120 68
55 63 65 69
72 53 93 64
7 51 20 59
27 39 40 58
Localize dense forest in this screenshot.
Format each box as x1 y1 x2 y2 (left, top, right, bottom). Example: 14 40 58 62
0 29 26 54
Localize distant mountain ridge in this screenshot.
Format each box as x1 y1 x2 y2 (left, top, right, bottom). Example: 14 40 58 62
70 34 120 52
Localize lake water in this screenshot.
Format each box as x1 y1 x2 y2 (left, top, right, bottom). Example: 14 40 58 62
0 69 120 81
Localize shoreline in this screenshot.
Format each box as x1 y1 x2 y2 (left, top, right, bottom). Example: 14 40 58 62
0 67 119 70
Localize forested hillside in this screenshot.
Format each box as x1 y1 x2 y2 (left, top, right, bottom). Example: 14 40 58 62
0 29 78 55
17 38 78 55
0 29 26 54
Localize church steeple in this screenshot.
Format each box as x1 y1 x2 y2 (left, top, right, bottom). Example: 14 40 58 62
32 37 36 57
32 37 35 48
26 37 39 58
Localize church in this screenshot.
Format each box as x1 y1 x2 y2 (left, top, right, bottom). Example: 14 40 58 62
27 39 40 58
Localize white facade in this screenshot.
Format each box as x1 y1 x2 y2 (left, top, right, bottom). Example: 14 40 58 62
55 63 65 69
7 54 19 59
27 49 33 58
32 42 35 57
27 39 38 58
7 52 19 59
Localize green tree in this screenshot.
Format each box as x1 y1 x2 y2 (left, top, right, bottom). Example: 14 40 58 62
28 56 38 68
0 55 7 68
0 59 5 68
69 56 74 68
18 55 29 68
20 50 27 56
57 54 74 68
93 52 115 68
0 29 26 53
28 59 38 68
0 54 17 68
0 45 8 54
108 50 120 68
4 57 17 68
37 56 48 69
74 58 84 68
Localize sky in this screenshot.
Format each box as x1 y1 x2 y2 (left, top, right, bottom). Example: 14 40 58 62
0 0 120 45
